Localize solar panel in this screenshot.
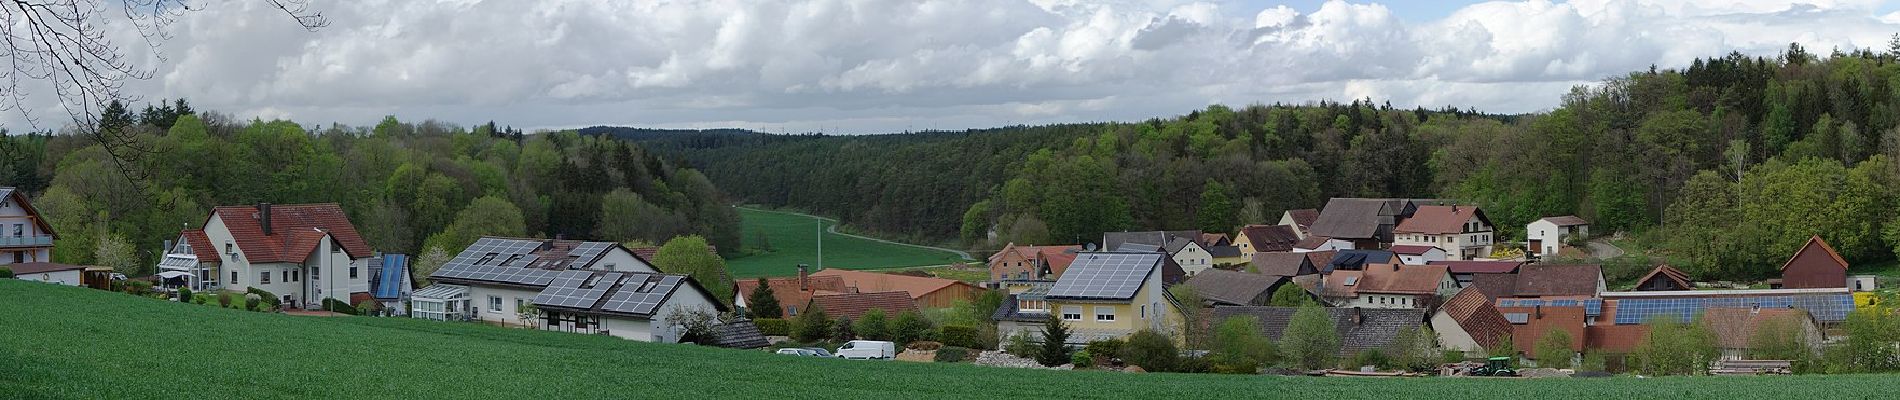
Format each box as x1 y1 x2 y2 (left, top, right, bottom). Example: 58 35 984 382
568 242 612 265
1047 253 1159 300
533 271 623 309
1503 313 1529 324
1612 294 1854 325
601 274 683 316
1343 276 1359 286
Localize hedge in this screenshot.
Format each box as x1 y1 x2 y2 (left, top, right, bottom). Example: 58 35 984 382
938 325 983 349
246 287 281 308
0 267 12 278
322 298 359 315
754 318 790 336
935 346 971 363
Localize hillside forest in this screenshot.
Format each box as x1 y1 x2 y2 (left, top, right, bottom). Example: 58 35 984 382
0 105 740 276
624 43 1900 283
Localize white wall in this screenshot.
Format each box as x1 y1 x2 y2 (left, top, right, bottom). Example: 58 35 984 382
602 317 657 342
1172 242 1213 276
0 195 51 265
1350 293 1422 309
594 247 657 273
1431 311 1483 353
1526 220 1561 256
469 285 543 327
20 269 81 286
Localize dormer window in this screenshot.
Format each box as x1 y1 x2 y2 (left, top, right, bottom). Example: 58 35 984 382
476 252 499 265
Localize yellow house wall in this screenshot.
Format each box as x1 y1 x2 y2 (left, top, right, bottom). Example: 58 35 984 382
1049 281 1184 342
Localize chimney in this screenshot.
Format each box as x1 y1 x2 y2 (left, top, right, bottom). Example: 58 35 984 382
256 203 272 235
797 264 810 291
1534 304 1543 319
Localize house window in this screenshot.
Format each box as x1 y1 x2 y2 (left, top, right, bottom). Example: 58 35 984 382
292 270 300 282
11 224 19 237
260 271 271 284
231 270 238 283
489 296 502 312
1140 304 1147 319
1061 306 1083 321
787 306 798 316
225 242 234 254
1093 307 1116 322
349 267 359 279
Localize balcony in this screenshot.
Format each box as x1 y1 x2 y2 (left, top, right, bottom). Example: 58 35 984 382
0 235 53 248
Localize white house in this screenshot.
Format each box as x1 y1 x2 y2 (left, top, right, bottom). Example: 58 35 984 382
196 203 373 308
1392 205 1495 261
422 236 727 343
1390 245 1448 265
0 188 56 266
1170 240 1214 276
1526 216 1590 258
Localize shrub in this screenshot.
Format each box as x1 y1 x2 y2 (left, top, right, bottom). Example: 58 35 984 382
254 301 274 312
1070 349 1092 368
1083 339 1124 364
1120 330 1180 372
854 309 890 341
1631 316 1717 375
1281 305 1340 370
1388 326 1438 372
1581 351 1607 372
192 293 211 305
938 325 983 349
246 287 280 308
1004 331 1037 358
891 311 933 345
1211 316 1272 374
244 293 261 311
177 288 193 303
935 346 971 363
356 300 381 316
1535 329 1575 369
791 308 834 343
0 267 11 278
323 299 359 315
125 280 154 295
833 317 856 342
1351 349 1389 370
754 318 791 336
1442 350 1467 364
907 341 944 351
218 292 233 308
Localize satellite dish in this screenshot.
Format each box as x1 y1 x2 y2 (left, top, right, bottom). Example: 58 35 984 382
1083 243 1098 251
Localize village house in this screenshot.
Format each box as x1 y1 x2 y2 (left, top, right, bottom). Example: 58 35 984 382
0 188 55 266
1292 236 1347 252
808 290 921 321
1207 244 1246 267
1278 208 1320 239
1429 260 1524 287
1525 216 1589 258
190 203 373 308
1212 306 1427 357
1635 265 1693 291
1042 252 1185 343
1102 231 1217 276
1184 269 1287 307
1251 251 1320 278
1305 198 1447 250
1774 235 1848 289
1701 307 1824 360
1319 249 1395 273
1233 225 1301 259
986 243 1081 283
1503 264 1606 299
735 266 848 317
1391 205 1495 261
1431 287 1512 356
812 268 986 309
1316 263 1456 309
1391 244 1448 265
421 236 730 343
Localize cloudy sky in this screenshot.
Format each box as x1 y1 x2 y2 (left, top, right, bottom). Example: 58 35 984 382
18 0 1900 134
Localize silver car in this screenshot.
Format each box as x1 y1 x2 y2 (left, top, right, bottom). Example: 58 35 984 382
774 347 833 357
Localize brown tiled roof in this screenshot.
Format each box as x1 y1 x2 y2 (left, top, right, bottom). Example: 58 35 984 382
1285 208 1320 230
1701 307 1814 350
812 269 973 300
1356 264 1449 295
1389 244 1438 255
1539 216 1589 226
1294 236 1332 250
1303 251 1337 270
181 229 219 263
809 291 920 321
1251 251 1316 277
1308 199 1389 239
1468 273 1518 300
1636 265 1692 290
1585 325 1649 353
1504 306 1587 357
737 275 849 316
4 262 90 275
1430 260 1524 274
1395 205 1488 235
1238 225 1301 252
211 204 370 263
1212 306 1426 357
1186 269 1285 306
1439 287 1511 349
1319 270 1364 298
1513 264 1602 297
1201 233 1231 247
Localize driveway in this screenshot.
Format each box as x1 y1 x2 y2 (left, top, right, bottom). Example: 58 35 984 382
1586 239 1624 259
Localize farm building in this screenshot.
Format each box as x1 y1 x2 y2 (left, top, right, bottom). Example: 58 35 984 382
1233 225 1301 258
1432 287 1511 355
1701 307 1823 360
1635 265 1693 291
735 266 848 317
1184 269 1288 307
987 243 1081 283
7 262 109 287
1775 235 1848 290
1212 306 1427 357
1390 244 1447 265
811 268 986 309
808 290 920 321
1278 208 1320 239
1525 216 1589 258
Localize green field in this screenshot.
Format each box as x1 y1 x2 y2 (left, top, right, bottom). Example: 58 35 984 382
726 207 969 278
2 281 1896 399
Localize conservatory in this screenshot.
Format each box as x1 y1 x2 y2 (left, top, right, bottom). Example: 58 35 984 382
410 284 471 321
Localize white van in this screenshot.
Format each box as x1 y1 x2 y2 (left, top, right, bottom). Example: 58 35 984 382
834 340 897 360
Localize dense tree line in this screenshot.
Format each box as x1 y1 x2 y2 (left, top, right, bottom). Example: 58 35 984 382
4 108 738 275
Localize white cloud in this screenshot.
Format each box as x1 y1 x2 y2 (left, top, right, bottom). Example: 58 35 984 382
5 0 1898 133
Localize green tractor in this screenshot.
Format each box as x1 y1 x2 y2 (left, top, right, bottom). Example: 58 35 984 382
1472 356 1518 377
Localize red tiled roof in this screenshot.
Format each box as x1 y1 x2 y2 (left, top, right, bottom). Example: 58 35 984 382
1440 287 1511 349
1303 250 1336 269
181 230 219 263
1294 236 1332 250
211 204 370 263
1238 225 1301 252
1200 233 1231 247
1513 264 1602 297
4 262 89 275
737 275 849 317
1585 325 1649 353
811 269 972 300
1389 245 1438 255
1702 307 1814 350
1504 306 1588 357
1395 205 1488 235
1430 260 1524 274
1356 264 1449 295
809 291 920 321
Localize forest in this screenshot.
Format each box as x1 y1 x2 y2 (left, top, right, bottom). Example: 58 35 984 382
621 43 1900 282
0 105 740 276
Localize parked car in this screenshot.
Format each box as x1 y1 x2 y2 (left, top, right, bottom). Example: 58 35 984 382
775 348 827 357
834 340 896 360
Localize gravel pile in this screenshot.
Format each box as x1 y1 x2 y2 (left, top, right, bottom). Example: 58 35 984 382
973 351 1073 370
1516 368 1574 378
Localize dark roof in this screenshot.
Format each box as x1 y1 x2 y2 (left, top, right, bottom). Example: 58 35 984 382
4 262 89 274
1324 250 1394 273
1212 306 1426 356
809 291 920 321
1438 287 1511 349
1513 264 1602 297
1185 270 1285 306
709 320 770 349
1468 273 1518 301
1101 231 1201 254
1539 216 1589 226
992 294 1052 323
210 204 372 263
1200 233 1232 247
1206 245 1241 259
1636 265 1692 291
1395 205 1489 235
1294 236 1332 250
1251 252 1317 277
1307 199 1390 239
1238 225 1300 252
1430 260 1524 275
1048 252 1166 300
1285 209 1320 231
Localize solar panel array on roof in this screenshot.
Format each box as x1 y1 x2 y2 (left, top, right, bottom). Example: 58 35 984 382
533 271 623 309
430 237 566 285
1503 313 1530 324
568 242 613 265
1612 294 1854 325
601 275 685 316
1047 253 1160 300
1496 298 1603 316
